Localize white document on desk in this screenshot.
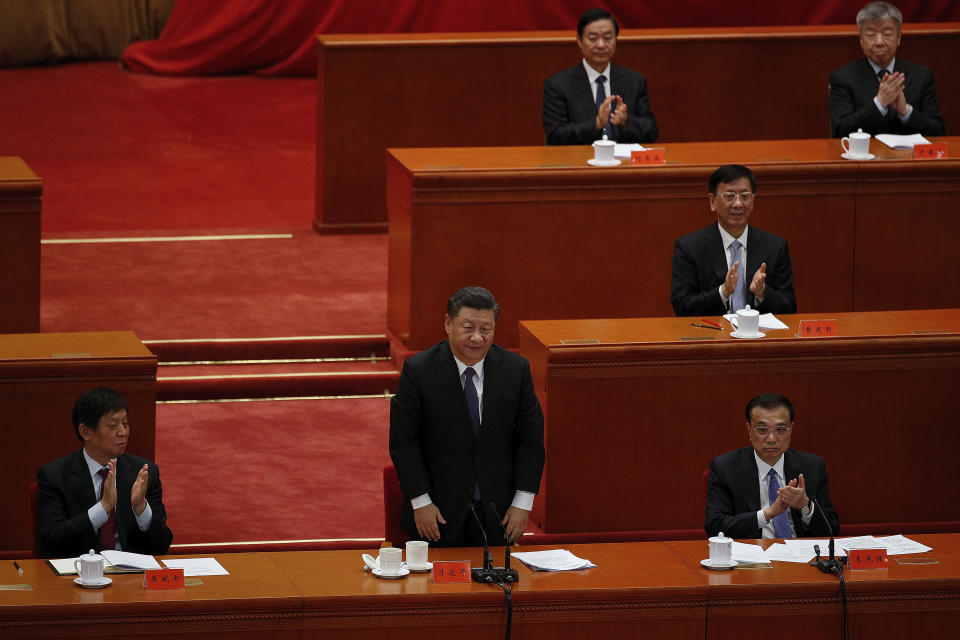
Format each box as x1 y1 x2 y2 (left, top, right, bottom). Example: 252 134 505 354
783 539 848 557
874 535 933 555
510 549 596 571
875 133 929 149
162 557 229 576
614 143 646 158
731 541 769 564
100 550 161 570
723 313 790 331
764 543 814 563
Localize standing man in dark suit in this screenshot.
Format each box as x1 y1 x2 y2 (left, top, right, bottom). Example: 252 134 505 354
390 287 545 546
705 393 839 539
37 387 173 558
670 164 797 317
829 2 945 138
542 8 657 145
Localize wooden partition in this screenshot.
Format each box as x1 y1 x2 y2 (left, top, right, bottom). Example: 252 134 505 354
386 138 960 355
316 24 960 232
0 332 157 555
0 157 41 333
518 310 960 535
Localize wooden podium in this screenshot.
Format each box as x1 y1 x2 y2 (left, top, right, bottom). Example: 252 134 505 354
387 139 960 356
0 157 41 333
0 332 157 555
518 310 960 534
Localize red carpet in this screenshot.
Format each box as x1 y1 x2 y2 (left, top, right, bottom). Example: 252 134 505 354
155 398 392 544
0 62 315 233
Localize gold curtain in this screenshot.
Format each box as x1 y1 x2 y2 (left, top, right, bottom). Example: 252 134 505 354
0 0 176 67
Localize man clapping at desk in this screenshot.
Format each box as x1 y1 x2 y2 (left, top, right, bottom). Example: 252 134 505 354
37 387 173 558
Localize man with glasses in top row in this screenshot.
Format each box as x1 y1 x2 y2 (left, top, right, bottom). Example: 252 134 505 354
670 164 797 317
705 393 839 539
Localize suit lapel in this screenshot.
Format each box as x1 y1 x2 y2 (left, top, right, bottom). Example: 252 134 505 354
68 449 97 507
480 346 502 436
570 64 596 115
434 343 476 445
856 57 880 101
745 228 763 283
702 225 728 285
737 448 761 512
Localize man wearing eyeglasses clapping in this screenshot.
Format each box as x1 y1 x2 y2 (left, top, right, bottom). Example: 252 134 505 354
705 394 838 539
670 164 797 317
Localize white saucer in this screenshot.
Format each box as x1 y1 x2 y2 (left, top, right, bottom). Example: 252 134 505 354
730 331 766 339
841 152 875 160
700 558 738 571
406 562 433 573
74 576 112 588
587 158 621 166
372 567 410 579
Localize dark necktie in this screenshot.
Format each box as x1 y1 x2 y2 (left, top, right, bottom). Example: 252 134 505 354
464 367 480 436
767 469 793 539
730 240 746 311
877 68 888 82
97 467 116 550
595 75 613 139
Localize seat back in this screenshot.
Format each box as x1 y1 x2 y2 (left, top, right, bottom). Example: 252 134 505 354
382 465 407 546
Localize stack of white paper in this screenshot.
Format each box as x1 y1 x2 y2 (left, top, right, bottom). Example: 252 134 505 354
510 549 596 571
875 133 929 149
614 143 647 158
162 557 230 576
731 541 770 564
100 550 161 570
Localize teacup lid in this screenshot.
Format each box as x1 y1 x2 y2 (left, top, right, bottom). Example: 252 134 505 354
79 549 102 562
737 305 759 316
593 134 614 147
850 128 871 138
708 532 732 543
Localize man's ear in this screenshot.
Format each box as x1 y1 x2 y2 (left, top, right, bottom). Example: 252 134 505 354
78 422 91 441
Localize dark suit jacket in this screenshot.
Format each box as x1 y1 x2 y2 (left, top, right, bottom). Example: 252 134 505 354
670 224 797 317
389 341 545 546
37 449 173 558
705 447 839 539
543 62 658 145
829 57 945 138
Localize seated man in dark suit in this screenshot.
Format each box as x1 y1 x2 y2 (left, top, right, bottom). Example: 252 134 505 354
670 164 797 317
829 2 944 138
705 393 839 539
389 286 545 546
37 387 173 557
542 8 657 145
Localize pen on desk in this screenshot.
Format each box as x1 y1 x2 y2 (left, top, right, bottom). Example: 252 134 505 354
690 323 722 331
699 318 722 328
13 561 23 576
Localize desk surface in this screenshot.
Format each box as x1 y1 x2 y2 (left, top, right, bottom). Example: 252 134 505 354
3 536 958 639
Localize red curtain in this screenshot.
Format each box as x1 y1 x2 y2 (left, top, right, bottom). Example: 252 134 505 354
121 0 960 76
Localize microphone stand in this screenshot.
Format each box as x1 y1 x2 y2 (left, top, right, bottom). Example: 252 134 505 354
807 498 847 640
468 503 496 582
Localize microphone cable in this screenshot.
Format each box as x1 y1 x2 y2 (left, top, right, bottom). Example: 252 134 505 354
812 498 848 640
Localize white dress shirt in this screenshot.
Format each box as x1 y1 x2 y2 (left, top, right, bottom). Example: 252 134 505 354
753 451 814 539
83 448 152 550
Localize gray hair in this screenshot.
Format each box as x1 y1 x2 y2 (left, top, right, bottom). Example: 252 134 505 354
857 2 902 30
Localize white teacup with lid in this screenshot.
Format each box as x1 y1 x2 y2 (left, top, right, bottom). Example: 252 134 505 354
841 128 871 158
592 134 616 163
74 549 105 584
736 305 761 337
708 532 733 563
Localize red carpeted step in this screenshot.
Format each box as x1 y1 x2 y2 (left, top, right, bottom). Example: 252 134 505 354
158 369 399 401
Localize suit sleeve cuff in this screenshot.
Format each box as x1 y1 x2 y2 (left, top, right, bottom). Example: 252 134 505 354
873 96 888 116
511 490 535 511
757 510 768 528
411 493 432 510
899 104 913 123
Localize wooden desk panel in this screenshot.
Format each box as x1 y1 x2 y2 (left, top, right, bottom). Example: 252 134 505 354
0 332 157 555
0 156 41 333
316 25 960 232
518 310 960 534
276 543 705 640
387 140 960 354
0 553 302 639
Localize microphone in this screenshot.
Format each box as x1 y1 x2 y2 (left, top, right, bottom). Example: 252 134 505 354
808 498 843 574
489 502 519 583
469 503 496 582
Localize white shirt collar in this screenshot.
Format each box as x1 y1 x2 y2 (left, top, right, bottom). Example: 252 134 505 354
754 450 785 483
452 355 485 382
867 57 896 76
82 447 115 479
718 222 748 250
582 59 611 85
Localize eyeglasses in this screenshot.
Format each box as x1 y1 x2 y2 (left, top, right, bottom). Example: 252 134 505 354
750 426 791 437
718 191 754 203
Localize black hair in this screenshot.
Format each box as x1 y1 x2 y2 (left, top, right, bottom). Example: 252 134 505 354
72 387 129 441
577 8 619 37
709 164 757 194
447 286 500 321
745 393 795 423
